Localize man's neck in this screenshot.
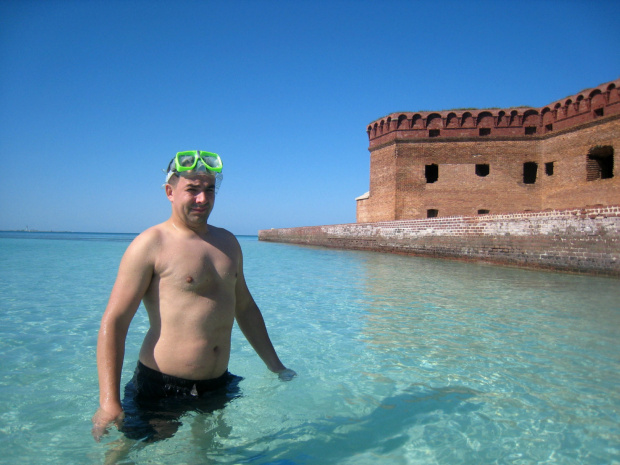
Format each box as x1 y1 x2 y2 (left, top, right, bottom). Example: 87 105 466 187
169 217 209 236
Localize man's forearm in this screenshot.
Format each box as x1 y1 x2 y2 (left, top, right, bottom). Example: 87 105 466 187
236 304 286 372
96 319 128 409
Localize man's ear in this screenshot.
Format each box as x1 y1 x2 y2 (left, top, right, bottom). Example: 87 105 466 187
165 183 174 201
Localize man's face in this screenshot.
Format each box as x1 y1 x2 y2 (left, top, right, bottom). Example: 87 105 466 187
167 174 216 225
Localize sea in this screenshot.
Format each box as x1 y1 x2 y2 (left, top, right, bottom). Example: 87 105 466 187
0 231 619 465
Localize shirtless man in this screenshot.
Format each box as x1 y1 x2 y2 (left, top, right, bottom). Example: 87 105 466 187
92 150 294 441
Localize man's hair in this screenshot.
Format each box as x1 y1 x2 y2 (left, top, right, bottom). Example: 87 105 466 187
166 172 221 194
166 173 180 186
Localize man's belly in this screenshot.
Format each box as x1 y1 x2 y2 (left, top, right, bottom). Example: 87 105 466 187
138 331 232 380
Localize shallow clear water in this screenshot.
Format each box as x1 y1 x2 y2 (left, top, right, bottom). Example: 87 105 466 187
0 232 619 464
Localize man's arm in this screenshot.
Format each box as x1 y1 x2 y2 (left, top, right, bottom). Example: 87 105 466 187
234 245 295 381
92 232 156 441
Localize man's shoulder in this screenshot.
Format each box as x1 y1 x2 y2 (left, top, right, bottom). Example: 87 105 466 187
134 223 167 244
207 225 241 251
208 224 236 240
125 224 168 257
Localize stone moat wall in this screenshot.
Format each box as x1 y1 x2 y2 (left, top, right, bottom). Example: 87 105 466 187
259 206 620 277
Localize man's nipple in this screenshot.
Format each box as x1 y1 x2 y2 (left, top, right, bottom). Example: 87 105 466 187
186 276 194 283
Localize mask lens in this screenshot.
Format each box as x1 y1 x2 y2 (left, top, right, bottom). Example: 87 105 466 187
198 152 222 171
178 155 196 167
203 157 220 168
176 151 198 170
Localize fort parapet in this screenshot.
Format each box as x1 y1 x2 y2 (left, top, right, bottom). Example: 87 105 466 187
260 79 620 276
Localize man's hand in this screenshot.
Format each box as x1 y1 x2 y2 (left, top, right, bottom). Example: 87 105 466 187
278 368 297 381
91 406 124 442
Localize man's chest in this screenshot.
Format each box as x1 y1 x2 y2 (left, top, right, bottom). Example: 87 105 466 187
158 244 238 294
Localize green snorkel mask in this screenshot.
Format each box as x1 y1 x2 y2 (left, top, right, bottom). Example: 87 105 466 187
165 150 224 193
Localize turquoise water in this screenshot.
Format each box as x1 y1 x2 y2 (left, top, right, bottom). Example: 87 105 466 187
0 231 619 464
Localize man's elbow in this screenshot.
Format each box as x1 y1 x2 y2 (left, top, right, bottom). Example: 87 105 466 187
100 310 133 338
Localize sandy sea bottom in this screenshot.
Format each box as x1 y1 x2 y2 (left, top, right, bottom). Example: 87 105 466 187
0 232 619 464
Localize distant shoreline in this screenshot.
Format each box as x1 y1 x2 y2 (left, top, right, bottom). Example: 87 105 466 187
1 229 73 233
0 230 258 237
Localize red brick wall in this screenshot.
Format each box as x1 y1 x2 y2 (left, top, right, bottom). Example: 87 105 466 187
358 79 620 222
259 206 620 276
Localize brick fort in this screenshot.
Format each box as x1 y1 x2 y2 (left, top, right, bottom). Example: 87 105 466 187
260 79 620 276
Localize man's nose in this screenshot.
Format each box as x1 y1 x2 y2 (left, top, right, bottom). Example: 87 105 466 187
195 191 208 204
196 190 214 204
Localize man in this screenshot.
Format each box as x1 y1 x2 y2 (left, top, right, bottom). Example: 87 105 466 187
92 150 295 441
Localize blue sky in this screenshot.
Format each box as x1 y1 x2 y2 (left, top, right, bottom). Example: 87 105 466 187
1 0 618 235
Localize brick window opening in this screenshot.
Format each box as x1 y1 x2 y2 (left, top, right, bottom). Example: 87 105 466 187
525 126 537 135
594 108 604 118
545 162 554 176
523 162 538 184
427 209 438 218
587 146 614 180
479 128 491 136
545 124 553 132
429 129 440 138
478 209 490 215
425 164 438 183
475 164 489 177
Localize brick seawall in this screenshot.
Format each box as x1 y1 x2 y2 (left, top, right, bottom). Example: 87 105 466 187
258 206 620 277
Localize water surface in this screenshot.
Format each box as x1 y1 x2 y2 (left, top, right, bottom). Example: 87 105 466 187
0 232 618 464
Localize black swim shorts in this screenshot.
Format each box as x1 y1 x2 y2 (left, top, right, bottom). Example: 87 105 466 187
120 361 243 441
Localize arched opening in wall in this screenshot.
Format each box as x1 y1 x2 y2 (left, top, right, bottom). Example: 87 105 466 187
545 162 555 176
397 114 409 129
497 111 506 126
425 164 439 183
412 114 424 129
462 112 474 127
576 95 584 112
446 113 458 128
427 209 438 218
587 146 614 180
426 113 442 129
478 209 490 215
475 164 489 177
509 110 519 126
523 162 538 184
